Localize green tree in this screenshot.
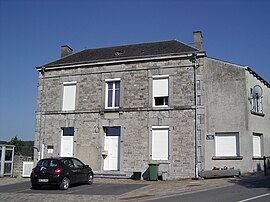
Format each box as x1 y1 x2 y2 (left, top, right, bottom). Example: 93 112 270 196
8 136 24 155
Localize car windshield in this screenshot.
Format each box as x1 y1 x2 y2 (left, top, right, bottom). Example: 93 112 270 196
37 159 61 168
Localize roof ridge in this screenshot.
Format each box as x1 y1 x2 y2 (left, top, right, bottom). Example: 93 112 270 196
80 39 181 51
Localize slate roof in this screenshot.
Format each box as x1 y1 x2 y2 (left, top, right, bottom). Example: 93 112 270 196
43 40 199 68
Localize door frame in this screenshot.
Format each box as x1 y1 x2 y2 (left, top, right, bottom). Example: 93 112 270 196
60 127 74 157
103 127 120 171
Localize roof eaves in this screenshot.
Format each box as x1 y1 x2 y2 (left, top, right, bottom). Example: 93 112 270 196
245 67 270 88
37 50 206 71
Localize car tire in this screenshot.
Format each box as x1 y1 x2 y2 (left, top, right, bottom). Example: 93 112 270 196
86 173 94 185
59 177 70 190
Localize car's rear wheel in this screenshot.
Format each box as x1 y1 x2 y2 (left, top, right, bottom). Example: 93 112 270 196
86 173 94 185
59 177 70 190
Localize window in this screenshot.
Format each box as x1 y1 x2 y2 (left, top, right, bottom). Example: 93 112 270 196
153 76 169 107
215 133 240 157
105 79 120 108
37 159 61 168
63 159 74 168
253 134 262 157
63 127 74 136
250 85 263 113
71 158 84 169
152 127 169 160
62 82 77 111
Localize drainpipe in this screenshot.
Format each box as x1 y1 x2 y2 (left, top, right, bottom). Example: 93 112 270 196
38 66 45 161
193 54 199 179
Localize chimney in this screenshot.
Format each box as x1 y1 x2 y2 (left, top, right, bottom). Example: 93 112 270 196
61 45 73 58
193 31 203 51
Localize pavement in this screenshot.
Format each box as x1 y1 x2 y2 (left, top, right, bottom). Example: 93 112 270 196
0 175 262 202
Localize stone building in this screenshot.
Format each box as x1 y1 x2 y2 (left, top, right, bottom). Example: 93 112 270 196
34 32 270 179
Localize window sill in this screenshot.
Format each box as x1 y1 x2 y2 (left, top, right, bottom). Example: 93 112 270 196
252 157 264 160
103 108 121 112
251 111 265 117
152 106 170 110
212 156 243 160
153 105 169 107
149 160 170 164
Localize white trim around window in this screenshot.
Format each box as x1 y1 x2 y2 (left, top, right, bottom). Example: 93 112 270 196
151 126 169 161
62 82 77 111
152 76 169 107
105 79 121 109
215 132 240 157
253 134 262 157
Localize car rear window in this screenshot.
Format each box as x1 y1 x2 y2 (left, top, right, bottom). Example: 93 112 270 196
37 159 61 168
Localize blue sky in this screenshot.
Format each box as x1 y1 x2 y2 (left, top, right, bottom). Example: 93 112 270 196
0 0 269 141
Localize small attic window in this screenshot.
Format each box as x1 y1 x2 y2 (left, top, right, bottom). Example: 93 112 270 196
115 50 125 56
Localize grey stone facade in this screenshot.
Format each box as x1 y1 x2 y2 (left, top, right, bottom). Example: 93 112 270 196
35 58 200 179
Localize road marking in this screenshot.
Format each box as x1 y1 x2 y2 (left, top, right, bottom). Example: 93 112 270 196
237 193 270 202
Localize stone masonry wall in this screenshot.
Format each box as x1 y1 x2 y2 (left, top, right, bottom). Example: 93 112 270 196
35 58 198 179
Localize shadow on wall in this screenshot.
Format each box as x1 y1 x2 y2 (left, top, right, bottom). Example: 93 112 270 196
257 163 262 172
265 158 270 175
142 167 149 180
256 157 270 176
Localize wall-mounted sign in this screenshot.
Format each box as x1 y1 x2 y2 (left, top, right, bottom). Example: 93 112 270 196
206 135 214 140
47 145 54 154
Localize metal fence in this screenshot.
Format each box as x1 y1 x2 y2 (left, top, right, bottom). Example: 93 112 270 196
263 156 270 176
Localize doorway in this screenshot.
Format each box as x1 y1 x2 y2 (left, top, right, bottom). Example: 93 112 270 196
104 127 120 171
60 127 74 157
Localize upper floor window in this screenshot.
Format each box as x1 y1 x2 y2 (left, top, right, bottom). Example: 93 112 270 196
62 82 77 111
250 85 263 114
153 76 169 107
105 79 120 109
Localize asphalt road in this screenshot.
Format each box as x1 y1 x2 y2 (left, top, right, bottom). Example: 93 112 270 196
143 176 270 202
0 181 146 195
0 176 269 202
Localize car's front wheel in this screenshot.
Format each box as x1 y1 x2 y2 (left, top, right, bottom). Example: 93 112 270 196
59 177 70 190
86 173 94 185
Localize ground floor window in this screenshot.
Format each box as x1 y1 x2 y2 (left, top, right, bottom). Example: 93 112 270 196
151 127 169 160
253 134 262 157
215 132 240 157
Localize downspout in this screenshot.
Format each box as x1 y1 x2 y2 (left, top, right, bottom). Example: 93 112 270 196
38 66 45 161
193 54 199 179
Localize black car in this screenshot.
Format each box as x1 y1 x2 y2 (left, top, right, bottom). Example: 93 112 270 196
31 157 94 190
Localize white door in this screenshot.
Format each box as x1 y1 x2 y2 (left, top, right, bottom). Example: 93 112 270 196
104 135 120 171
60 128 74 157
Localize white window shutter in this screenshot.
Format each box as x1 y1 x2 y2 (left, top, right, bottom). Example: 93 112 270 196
153 78 168 97
62 84 76 110
152 129 169 160
215 134 238 156
253 135 261 157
